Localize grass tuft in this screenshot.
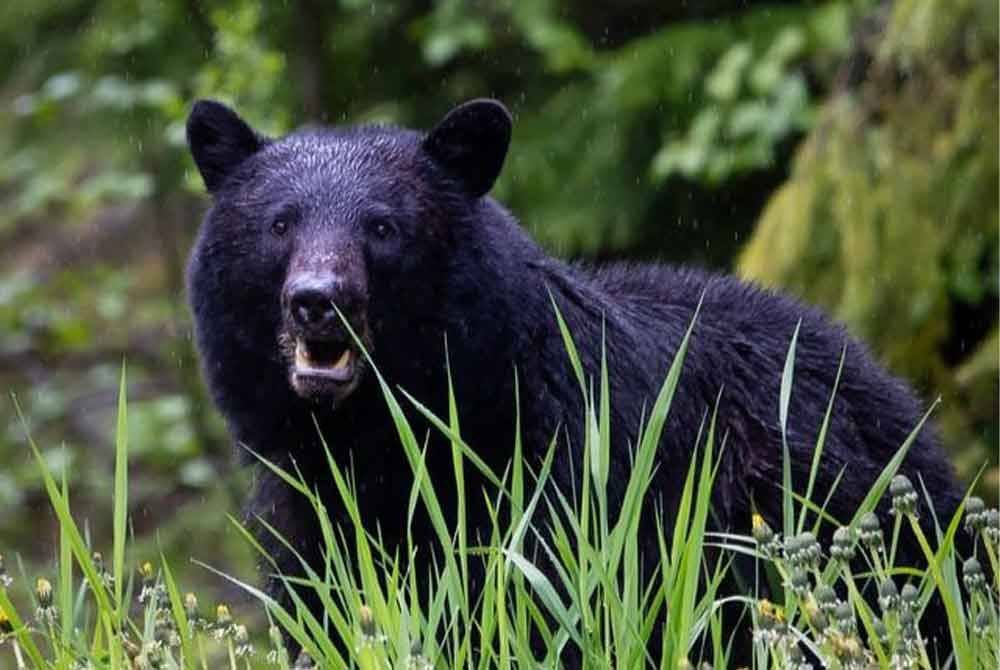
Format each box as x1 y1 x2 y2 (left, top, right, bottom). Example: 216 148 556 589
2 321 997 669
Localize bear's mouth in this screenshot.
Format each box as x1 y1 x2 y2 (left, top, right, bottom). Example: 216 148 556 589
289 336 362 401
295 338 354 379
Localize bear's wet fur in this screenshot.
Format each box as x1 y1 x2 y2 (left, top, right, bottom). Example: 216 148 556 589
185 99 964 661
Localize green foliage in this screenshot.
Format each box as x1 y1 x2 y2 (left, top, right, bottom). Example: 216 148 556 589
0 0 871 599
498 2 857 254
738 0 999 492
0 0 994 647
651 23 817 184
3 337 998 668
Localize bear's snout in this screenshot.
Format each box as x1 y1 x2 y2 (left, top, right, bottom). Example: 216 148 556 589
286 274 341 333
283 273 365 338
279 271 370 403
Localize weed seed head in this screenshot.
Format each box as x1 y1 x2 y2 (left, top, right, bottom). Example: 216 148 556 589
830 526 856 562
963 557 986 594
752 513 782 557
34 576 57 624
833 601 855 634
879 579 899 613
900 583 919 613
784 532 821 569
814 584 838 615
35 577 52 608
789 568 811 597
890 475 918 517
183 592 198 617
293 649 317 669
872 617 889 647
859 512 883 550
140 561 155 582
985 508 1000 545
233 623 254 657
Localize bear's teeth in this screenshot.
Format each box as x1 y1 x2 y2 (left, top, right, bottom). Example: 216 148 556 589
295 339 351 372
331 348 351 371
295 340 310 367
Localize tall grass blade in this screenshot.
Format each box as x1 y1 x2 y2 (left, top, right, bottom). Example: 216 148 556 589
0 588 46 668
610 297 702 569
113 364 128 620
13 395 122 668
797 345 844 534
779 320 801 544
159 552 196 667
548 289 587 396
59 469 73 653
503 550 582 649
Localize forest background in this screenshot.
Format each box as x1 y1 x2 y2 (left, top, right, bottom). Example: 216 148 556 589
0 0 995 603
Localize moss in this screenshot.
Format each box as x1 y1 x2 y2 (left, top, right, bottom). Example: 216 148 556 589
739 0 998 488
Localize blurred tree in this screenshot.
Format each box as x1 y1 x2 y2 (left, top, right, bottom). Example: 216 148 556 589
739 0 999 493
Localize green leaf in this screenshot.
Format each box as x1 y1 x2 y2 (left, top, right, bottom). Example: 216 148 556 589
779 320 801 545
113 363 128 620
797 344 845 534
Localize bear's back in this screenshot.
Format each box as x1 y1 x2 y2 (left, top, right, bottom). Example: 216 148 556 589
585 259 957 509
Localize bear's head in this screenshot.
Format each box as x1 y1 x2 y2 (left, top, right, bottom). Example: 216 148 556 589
186 99 512 409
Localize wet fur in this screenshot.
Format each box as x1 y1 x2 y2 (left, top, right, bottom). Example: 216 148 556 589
186 100 965 662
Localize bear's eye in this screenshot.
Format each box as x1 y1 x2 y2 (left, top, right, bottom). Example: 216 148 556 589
271 218 289 237
369 218 395 241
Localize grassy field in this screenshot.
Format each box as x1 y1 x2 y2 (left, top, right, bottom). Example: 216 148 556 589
2 329 998 669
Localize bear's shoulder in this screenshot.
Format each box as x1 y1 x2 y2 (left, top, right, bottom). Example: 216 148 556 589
580 260 852 349
583 261 770 310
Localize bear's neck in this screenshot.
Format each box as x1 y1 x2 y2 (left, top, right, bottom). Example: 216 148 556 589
432 199 619 443
443 199 603 359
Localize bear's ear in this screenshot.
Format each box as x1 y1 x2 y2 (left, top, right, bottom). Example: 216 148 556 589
422 99 512 197
186 100 264 193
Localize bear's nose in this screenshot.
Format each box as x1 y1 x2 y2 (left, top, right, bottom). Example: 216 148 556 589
287 275 340 331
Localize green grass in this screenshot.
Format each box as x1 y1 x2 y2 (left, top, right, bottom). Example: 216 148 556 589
2 322 998 669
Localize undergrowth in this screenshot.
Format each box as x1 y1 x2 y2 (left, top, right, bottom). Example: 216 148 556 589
2 321 997 669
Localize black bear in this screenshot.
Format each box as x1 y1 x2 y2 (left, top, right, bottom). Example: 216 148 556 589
185 98 963 660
